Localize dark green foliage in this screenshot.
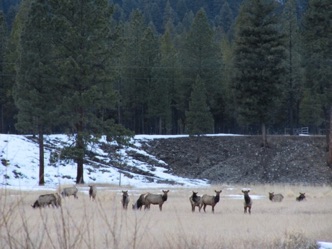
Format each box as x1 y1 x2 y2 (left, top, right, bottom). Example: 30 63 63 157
301 0 332 133
278 0 304 134
233 0 286 141
0 10 8 133
186 75 214 135
178 8 221 132
15 0 58 185
15 0 57 133
50 0 117 183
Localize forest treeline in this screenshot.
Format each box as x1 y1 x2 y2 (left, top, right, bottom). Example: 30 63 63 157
0 0 330 184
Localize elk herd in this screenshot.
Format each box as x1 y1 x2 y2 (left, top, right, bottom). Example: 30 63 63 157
32 185 307 214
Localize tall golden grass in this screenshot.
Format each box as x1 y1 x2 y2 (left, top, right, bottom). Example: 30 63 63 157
1 184 331 249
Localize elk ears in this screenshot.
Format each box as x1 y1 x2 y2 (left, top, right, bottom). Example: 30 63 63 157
215 190 222 193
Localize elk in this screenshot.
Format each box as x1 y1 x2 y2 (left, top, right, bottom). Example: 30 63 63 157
132 193 149 210
144 190 169 211
242 190 252 214
32 193 61 208
296 192 306 201
61 186 78 199
89 185 97 201
269 192 284 202
121 190 130 209
199 190 222 213
189 191 201 212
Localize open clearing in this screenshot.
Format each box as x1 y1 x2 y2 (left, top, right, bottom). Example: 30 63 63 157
1 184 332 249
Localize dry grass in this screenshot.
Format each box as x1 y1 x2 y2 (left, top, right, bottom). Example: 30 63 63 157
1 184 331 249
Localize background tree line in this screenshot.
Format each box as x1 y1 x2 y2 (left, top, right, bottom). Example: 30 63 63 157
0 0 330 183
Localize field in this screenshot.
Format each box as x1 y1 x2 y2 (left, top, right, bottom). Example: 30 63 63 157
1 184 332 249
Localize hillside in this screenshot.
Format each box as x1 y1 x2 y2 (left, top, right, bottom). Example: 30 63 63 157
137 135 332 185
1 134 332 187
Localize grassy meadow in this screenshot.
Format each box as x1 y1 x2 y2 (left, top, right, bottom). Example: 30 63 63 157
1 184 331 249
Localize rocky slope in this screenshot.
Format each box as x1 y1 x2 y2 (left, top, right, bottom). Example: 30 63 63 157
136 135 332 185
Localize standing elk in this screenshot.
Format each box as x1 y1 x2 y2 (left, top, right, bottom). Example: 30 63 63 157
269 192 284 202
242 190 252 214
144 190 169 211
132 193 149 210
296 192 306 201
121 190 130 209
89 185 97 201
189 191 201 212
199 190 222 213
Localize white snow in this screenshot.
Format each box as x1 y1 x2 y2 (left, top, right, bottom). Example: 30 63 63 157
0 133 211 189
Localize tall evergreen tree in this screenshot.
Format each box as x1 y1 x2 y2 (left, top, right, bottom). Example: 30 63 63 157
233 0 286 146
179 8 221 132
301 0 331 161
1 0 30 135
120 10 146 133
186 75 214 135
0 10 8 133
50 0 115 184
150 25 179 134
280 0 304 134
15 0 57 185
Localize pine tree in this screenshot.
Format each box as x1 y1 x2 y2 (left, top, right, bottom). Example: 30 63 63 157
233 0 286 146
15 0 57 185
0 10 7 133
1 0 30 134
301 0 331 158
179 8 221 132
50 0 116 184
149 25 179 134
280 0 304 134
186 75 214 135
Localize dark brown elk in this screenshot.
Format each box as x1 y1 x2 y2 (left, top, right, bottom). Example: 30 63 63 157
296 192 306 201
189 191 201 212
132 193 149 210
121 190 130 209
242 190 252 214
269 192 284 202
199 190 222 213
144 190 169 211
89 185 97 201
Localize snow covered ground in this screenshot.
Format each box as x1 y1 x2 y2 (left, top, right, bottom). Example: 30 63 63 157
0 133 211 188
0 133 331 248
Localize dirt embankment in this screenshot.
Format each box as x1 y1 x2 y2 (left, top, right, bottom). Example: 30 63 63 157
139 135 332 185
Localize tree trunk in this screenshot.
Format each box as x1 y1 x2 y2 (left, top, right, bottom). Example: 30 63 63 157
76 120 85 184
261 123 267 147
328 107 332 166
38 128 45 185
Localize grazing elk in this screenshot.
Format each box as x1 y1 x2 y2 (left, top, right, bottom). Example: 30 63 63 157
32 193 61 208
269 192 284 202
61 186 78 199
242 190 252 214
144 190 169 211
296 192 306 201
89 185 97 201
132 193 149 210
189 191 201 212
199 190 222 213
121 191 130 209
